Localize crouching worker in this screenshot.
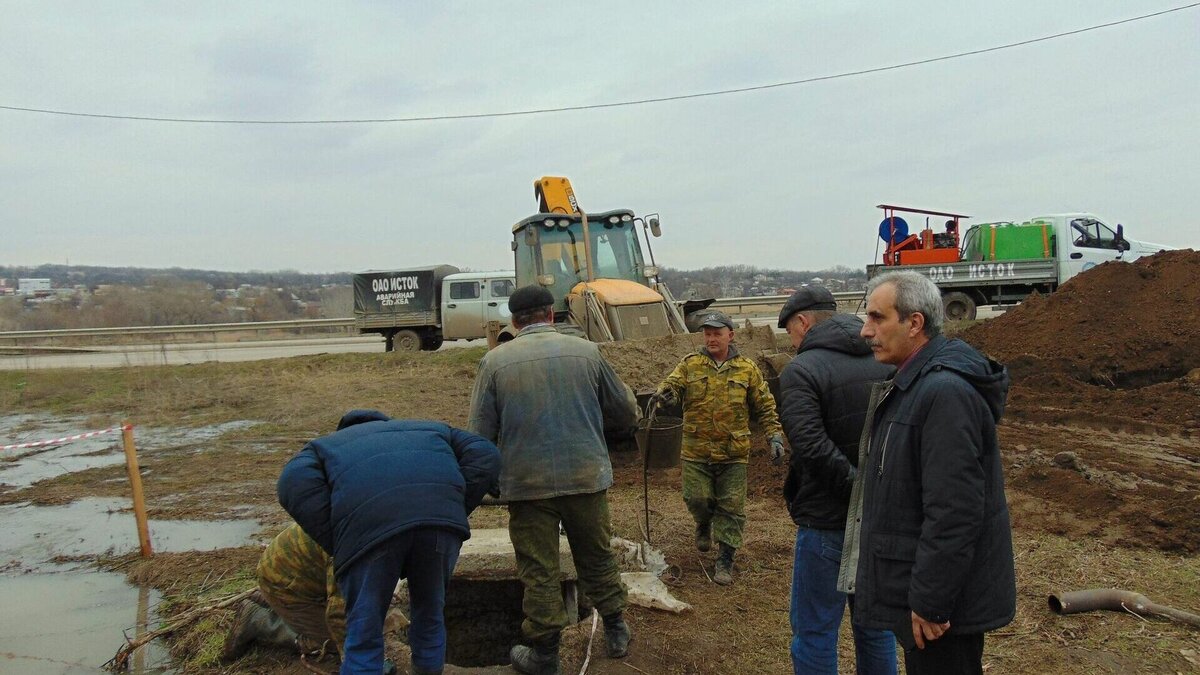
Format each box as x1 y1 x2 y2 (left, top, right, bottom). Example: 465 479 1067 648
222 523 346 662
278 410 501 675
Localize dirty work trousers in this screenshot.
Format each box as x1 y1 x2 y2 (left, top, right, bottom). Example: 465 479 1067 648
508 491 627 644
336 527 462 675
681 460 747 550
790 527 897 674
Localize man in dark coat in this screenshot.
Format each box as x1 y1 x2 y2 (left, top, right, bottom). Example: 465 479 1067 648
841 271 1015 675
777 285 897 674
278 410 501 675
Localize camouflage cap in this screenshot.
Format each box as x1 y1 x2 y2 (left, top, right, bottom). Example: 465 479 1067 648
698 310 734 330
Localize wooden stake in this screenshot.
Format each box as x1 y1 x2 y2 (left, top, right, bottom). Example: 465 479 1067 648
485 320 502 350
121 421 153 557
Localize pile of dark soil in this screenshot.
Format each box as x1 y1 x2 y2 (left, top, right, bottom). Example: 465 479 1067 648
961 249 1200 388
959 250 1200 430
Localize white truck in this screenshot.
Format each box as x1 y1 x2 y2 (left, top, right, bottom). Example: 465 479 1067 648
353 265 515 351
867 212 1174 320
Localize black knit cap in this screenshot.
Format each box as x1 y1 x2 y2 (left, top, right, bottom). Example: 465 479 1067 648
508 285 555 313
777 285 837 327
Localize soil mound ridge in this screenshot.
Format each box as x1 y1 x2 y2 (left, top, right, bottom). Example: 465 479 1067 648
961 249 1200 388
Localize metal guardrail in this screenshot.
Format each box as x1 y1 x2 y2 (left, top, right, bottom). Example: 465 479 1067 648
709 291 864 314
0 318 356 341
0 292 866 343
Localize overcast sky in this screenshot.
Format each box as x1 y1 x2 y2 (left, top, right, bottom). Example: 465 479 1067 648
3 2 1197 274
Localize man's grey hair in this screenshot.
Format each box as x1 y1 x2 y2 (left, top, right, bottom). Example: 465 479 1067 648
866 271 944 337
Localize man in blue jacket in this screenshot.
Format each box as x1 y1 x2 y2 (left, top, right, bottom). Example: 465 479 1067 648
278 410 501 675
840 271 1015 675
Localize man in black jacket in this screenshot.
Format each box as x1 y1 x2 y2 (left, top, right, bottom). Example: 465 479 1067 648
841 271 1015 675
778 285 897 675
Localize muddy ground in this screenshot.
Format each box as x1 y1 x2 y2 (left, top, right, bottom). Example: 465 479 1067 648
2 252 1199 673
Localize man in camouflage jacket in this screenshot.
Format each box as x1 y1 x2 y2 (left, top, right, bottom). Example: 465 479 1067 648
654 311 786 585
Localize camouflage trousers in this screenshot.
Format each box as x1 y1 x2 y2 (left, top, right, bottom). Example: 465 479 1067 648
259 587 345 655
508 491 628 644
681 460 747 550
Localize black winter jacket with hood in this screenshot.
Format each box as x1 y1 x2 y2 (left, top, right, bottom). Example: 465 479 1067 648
853 335 1016 636
780 313 894 529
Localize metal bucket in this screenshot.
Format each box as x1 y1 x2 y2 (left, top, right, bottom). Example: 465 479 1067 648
637 415 683 469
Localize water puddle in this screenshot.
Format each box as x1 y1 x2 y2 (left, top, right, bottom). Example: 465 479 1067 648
0 416 265 672
1 497 261 573
0 414 261 489
0 566 174 674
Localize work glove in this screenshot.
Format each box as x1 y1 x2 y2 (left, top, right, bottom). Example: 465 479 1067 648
651 386 677 409
769 435 787 466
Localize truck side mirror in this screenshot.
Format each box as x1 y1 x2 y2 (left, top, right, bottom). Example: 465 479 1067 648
1115 224 1130 252
648 216 661 237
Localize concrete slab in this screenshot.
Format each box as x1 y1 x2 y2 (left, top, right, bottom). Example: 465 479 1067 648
453 528 577 581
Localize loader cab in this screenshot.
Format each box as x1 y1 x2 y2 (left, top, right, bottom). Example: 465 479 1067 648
511 209 660 313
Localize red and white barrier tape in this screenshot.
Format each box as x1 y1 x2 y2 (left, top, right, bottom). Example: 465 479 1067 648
1 424 131 451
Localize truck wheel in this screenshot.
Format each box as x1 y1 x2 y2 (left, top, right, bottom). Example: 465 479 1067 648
942 292 977 321
393 329 422 352
420 334 444 351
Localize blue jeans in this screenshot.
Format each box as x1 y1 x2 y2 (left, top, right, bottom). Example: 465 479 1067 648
337 527 462 675
791 527 897 675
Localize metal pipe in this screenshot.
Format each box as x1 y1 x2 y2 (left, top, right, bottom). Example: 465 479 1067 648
1048 589 1200 628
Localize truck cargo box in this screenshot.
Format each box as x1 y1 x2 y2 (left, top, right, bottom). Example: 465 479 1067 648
963 221 1055 262
353 264 459 328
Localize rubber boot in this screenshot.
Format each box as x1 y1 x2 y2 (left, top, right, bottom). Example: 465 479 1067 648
694 522 712 553
713 543 735 586
509 634 561 675
221 600 299 662
602 613 631 658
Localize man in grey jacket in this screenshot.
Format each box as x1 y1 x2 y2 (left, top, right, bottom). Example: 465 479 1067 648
468 285 638 675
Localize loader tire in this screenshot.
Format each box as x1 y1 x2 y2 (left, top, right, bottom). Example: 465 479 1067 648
942 291 977 321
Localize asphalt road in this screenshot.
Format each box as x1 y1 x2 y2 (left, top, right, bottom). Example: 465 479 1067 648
0 307 1006 370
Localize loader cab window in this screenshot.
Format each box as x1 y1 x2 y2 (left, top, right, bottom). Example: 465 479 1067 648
1071 218 1120 250
490 279 514 298
590 225 643 284
449 281 480 300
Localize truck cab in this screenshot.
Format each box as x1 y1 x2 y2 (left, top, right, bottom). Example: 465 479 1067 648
440 272 515 340
1030 213 1171 280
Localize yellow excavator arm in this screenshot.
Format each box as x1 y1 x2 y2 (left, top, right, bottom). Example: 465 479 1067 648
534 176 580 215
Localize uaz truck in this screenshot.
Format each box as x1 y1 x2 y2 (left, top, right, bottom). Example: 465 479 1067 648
867 204 1173 320
353 265 514 351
